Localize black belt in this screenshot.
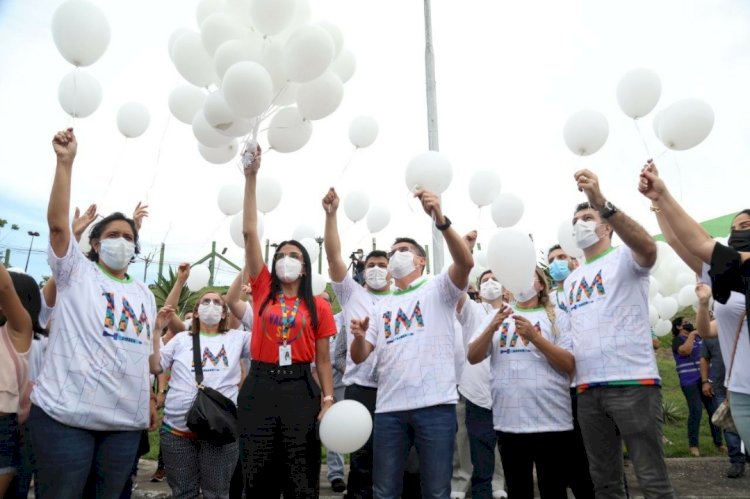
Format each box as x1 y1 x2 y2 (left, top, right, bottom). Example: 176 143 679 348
251 360 311 378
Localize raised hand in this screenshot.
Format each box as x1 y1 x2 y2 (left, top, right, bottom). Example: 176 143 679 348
488 306 513 332
463 230 478 251
350 317 370 338
52 128 77 163
573 169 606 209
414 189 443 221
72 203 97 241
176 263 190 283
322 187 340 214
155 305 176 329
242 144 262 176
638 160 668 202
695 283 712 304
513 314 540 344
132 202 149 231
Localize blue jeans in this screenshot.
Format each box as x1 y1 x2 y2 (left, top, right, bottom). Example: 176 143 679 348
714 386 746 465
680 381 722 447
373 404 456 499
27 405 141 499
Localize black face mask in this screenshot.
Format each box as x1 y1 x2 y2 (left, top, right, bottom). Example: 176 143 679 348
728 229 750 252
683 323 694 332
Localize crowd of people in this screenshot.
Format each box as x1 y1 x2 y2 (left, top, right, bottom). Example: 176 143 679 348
0 129 748 499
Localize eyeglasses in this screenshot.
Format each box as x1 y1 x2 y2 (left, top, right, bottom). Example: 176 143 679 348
274 251 303 261
200 298 223 306
387 247 412 258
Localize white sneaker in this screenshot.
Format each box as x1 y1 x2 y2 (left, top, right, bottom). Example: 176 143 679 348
492 490 508 499
450 493 466 499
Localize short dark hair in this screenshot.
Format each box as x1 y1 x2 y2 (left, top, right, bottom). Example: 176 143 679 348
364 250 388 266
573 202 591 216
671 316 684 336
393 237 426 257
477 269 494 287
733 209 750 221
86 212 140 263
547 244 562 259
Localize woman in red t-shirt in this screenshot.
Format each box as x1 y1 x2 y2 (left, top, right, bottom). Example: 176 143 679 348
238 145 336 497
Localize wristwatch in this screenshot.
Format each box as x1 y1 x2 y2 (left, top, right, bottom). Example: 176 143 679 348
599 201 618 219
702 379 713 385
435 216 452 231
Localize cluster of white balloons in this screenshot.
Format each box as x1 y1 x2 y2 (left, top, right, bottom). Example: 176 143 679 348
167 0 357 165
648 241 700 335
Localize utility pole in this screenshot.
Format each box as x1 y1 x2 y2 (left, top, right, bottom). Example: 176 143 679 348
315 236 324 274
25 231 40 272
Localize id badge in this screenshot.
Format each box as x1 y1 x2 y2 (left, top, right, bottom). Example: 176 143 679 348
279 344 292 366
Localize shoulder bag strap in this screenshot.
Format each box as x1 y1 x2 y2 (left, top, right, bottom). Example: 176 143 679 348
192 332 204 386
725 312 745 387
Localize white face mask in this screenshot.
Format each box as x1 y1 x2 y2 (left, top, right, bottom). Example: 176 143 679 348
479 280 503 301
98 237 135 270
183 320 192 331
574 220 601 249
365 267 389 290
514 284 538 303
275 256 303 283
197 303 223 326
388 250 416 279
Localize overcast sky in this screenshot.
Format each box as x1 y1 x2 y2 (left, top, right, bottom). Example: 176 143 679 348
1 0 749 285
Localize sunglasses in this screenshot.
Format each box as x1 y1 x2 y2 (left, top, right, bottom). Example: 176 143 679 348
200 298 223 306
274 251 303 261
387 247 412 258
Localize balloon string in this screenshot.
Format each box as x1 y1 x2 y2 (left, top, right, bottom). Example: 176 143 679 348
161 221 173 245
72 67 78 124
339 147 358 178
201 215 228 246
633 119 652 158
146 114 172 204
672 154 684 202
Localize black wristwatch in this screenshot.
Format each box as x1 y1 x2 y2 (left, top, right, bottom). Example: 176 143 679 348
435 216 452 231
702 379 713 385
599 201 618 219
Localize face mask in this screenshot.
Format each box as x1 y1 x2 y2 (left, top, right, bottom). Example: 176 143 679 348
728 229 750 252
549 259 571 282
479 280 503 301
514 285 538 303
574 220 601 249
683 322 695 332
388 251 416 279
197 303 222 326
365 267 388 290
275 256 303 283
183 320 192 331
98 237 135 270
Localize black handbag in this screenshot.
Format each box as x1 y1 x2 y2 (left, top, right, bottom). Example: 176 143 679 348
185 332 238 445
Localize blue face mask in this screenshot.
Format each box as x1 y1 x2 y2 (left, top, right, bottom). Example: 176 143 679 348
549 259 571 282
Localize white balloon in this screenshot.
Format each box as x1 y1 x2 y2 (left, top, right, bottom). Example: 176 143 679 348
657 296 679 320
58 70 102 118
192 111 232 147
51 0 110 67
616 68 661 119
319 400 372 454
651 293 665 313
330 48 356 83
491 193 524 228
475 249 488 268
344 191 370 223
213 37 263 79
168 28 192 61
487 229 537 294
563 110 609 156
199 140 239 164
259 40 288 94
312 272 327 296
203 91 236 130
217 115 254 137
348 116 379 148
296 72 344 120
675 272 696 289
222 61 274 118
404 151 453 194
116 102 150 138
293 225 316 241
557 220 584 259
169 85 206 124
186 265 211 291
656 98 714 151
256 176 283 213
648 305 659 327
282 24 335 83
201 13 246 56
678 284 699 308
196 0 227 26
250 0 296 35
315 21 343 59
654 318 672 336
217 184 243 216
299 237 320 263
468 170 501 207
172 32 219 87
267 107 313 153
366 205 390 234
230 211 264 248
648 276 661 300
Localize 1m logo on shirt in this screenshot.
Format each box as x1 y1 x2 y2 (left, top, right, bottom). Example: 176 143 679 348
192 345 229 373
101 292 152 344
383 301 424 344
567 271 606 310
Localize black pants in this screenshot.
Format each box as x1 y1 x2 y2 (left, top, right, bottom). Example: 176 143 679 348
569 389 595 499
238 362 321 498
497 431 572 499
344 384 377 499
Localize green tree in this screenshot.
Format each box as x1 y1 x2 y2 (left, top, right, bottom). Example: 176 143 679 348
10 224 19 230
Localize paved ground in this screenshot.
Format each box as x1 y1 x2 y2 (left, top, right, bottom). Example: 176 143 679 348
131 457 750 498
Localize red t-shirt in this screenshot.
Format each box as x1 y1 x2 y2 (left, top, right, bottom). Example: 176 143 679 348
250 266 336 363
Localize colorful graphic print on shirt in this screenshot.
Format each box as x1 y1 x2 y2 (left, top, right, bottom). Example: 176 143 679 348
101 291 152 345
383 301 424 343
567 270 606 311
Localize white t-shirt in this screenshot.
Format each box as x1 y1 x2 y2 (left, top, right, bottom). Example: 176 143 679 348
240 303 253 331
560 246 659 386
28 336 48 384
473 306 573 433
32 239 157 430
701 264 750 395
365 272 463 413
332 274 389 388
39 291 54 330
160 329 251 432
456 299 494 409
